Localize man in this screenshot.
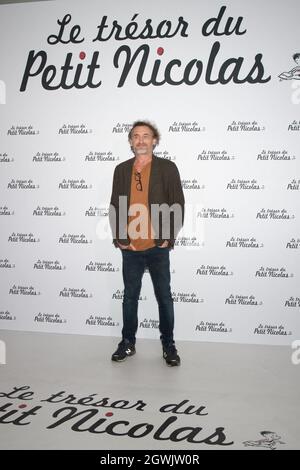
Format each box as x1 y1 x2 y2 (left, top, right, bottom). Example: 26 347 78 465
109 120 184 366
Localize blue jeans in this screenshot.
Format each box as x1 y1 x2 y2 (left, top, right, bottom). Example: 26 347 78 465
121 246 174 348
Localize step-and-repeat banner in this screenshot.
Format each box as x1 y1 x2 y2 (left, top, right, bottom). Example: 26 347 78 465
0 0 299 345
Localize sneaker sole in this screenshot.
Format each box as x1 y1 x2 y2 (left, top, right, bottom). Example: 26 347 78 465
111 351 136 362
163 355 181 367
111 356 127 362
165 360 181 367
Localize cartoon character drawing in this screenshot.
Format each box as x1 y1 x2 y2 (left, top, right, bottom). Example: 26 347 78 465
279 53 300 80
243 431 285 450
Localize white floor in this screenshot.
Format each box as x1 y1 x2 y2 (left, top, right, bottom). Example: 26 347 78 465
0 330 299 450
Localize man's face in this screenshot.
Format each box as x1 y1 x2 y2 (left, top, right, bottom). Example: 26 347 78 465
129 125 157 157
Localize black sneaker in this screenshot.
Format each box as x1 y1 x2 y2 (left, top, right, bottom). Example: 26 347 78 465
163 344 181 367
111 340 136 362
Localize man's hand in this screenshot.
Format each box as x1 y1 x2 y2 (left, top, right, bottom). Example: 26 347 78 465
158 240 169 248
117 242 136 251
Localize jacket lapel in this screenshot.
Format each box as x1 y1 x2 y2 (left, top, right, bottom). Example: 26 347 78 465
124 157 135 197
148 155 159 202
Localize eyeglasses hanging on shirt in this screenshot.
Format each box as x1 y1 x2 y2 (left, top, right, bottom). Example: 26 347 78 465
134 171 143 191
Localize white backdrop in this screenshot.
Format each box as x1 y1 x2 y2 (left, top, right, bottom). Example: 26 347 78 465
0 0 299 345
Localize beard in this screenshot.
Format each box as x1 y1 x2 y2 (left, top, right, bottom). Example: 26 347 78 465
134 146 148 155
